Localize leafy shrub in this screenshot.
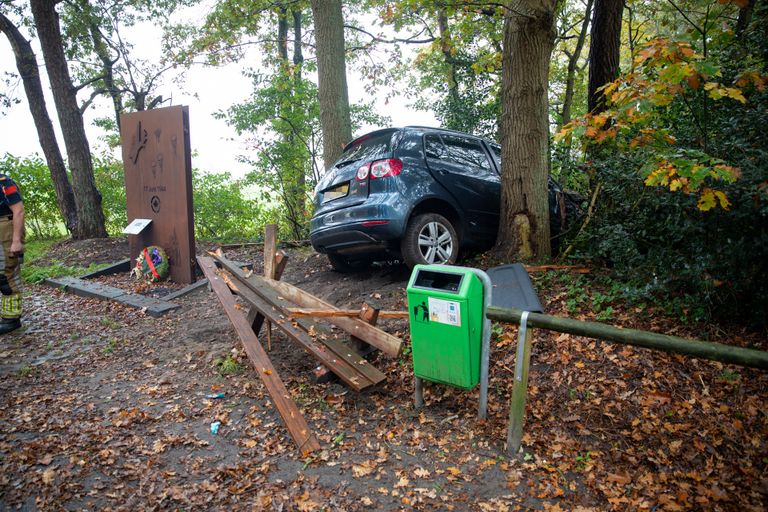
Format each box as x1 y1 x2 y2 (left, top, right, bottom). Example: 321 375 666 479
570 148 767 326
562 20 768 328
0 153 129 239
93 155 127 236
193 170 265 242
0 154 65 239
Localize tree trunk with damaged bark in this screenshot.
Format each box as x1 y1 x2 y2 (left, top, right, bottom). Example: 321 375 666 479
496 0 557 261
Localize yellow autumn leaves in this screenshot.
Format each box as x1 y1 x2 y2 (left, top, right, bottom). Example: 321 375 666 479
556 37 764 211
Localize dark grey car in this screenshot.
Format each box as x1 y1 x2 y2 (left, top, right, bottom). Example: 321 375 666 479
310 126 570 271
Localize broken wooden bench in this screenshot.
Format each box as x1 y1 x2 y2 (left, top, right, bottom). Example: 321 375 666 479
208 253 392 392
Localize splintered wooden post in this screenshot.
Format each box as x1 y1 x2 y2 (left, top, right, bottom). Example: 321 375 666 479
261 278 403 357
507 311 534 455
263 224 278 346
264 224 277 279
351 302 380 353
247 250 289 334
274 250 288 278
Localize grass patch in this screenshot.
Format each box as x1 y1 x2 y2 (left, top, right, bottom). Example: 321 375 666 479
101 337 120 355
22 238 110 284
24 239 58 262
214 354 244 376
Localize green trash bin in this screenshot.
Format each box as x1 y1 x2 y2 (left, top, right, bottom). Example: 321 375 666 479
407 264 485 390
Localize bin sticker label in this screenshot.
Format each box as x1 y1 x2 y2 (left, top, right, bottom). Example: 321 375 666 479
428 297 461 327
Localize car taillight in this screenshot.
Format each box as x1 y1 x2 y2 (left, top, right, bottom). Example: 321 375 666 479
356 162 371 181
370 159 403 179
355 159 402 181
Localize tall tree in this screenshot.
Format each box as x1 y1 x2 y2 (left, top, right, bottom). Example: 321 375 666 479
30 0 107 238
587 0 623 113
496 0 558 260
0 11 78 234
310 0 352 169
559 0 593 128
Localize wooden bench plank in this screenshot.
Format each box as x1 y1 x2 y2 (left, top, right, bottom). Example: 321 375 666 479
197 257 320 456
264 278 403 358
286 307 409 319
226 276 379 391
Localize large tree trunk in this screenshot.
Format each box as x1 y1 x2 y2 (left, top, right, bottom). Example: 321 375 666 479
310 0 352 169
277 7 289 61
587 0 623 113
496 0 557 261
290 8 306 240
30 0 107 239
0 12 78 234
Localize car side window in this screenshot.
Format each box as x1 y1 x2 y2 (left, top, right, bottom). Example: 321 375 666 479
424 134 445 160
441 135 493 175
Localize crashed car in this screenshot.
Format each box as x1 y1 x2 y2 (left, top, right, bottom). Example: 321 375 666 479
310 126 579 271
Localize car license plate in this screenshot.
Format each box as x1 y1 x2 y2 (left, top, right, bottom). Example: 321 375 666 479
323 182 349 203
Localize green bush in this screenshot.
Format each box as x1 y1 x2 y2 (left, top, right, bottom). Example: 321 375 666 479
192 170 265 242
93 155 127 236
570 146 767 326
0 153 65 239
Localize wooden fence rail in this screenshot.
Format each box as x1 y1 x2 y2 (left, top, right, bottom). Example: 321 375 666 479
485 305 768 454
486 306 768 370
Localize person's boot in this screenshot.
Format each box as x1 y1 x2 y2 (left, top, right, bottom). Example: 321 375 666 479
0 317 21 334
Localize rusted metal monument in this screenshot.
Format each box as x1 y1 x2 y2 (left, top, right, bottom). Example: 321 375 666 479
120 105 196 284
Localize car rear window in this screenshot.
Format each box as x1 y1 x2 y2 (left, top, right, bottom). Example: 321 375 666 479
335 131 396 167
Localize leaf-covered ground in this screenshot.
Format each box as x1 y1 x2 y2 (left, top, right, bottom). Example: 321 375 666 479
0 239 765 510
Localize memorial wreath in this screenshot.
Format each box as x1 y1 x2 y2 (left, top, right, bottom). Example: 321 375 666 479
132 245 170 282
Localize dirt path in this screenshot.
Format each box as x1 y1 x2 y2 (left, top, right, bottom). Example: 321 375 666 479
1 239 766 510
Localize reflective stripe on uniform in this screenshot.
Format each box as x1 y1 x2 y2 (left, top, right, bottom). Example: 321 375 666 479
1 294 21 318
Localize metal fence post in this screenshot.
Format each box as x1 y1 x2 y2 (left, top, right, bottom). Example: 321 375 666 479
507 311 533 454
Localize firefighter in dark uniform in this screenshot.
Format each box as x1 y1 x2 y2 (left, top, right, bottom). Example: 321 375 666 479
0 174 24 334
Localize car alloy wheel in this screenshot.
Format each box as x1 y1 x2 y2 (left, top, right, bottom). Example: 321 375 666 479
401 213 459 268
418 221 454 264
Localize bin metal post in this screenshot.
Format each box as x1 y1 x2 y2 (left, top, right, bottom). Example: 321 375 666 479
468 269 492 420
414 377 424 408
507 311 533 454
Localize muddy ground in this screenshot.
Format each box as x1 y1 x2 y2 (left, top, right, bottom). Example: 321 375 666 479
0 237 766 511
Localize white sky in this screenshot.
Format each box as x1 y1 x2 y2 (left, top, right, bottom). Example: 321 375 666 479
0 9 437 179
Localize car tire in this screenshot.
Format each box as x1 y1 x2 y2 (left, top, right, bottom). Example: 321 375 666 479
401 213 459 268
327 253 373 273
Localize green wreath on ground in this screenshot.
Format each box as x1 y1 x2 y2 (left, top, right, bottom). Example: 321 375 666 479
132 245 170 282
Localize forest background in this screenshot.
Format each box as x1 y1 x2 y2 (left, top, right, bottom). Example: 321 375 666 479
0 0 766 328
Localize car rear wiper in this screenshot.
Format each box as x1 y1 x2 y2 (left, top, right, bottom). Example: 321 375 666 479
335 158 360 168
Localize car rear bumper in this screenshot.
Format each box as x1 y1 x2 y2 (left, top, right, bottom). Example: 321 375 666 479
310 220 404 255
310 200 407 256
